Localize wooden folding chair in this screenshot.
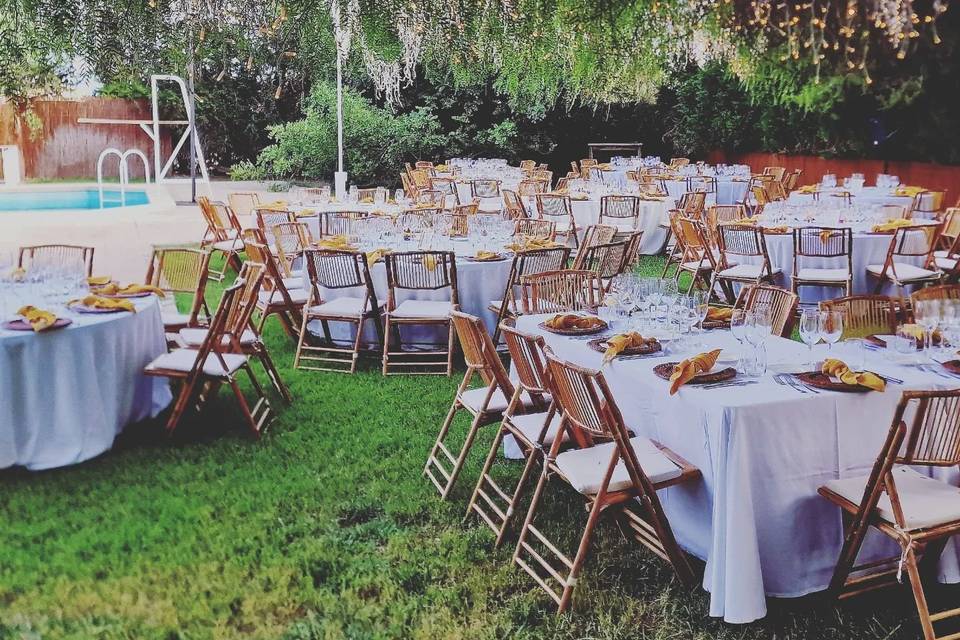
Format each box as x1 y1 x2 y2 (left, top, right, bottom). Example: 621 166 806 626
912 190 947 217
319 211 364 238
228 192 261 220
502 189 528 219
621 230 644 271
536 193 579 248
679 191 706 217
489 247 571 343
514 349 699 612
736 283 799 337
145 246 211 334
18 244 95 277
703 205 746 242
519 179 549 197
674 216 717 295
711 224 782 303
176 262 291 403
467 324 558 546
577 240 630 293
910 284 960 322
867 225 942 295
256 208 294 237
514 218 556 241
425 311 542 499
430 176 460 206
598 195 640 235
520 269 602 314
144 271 273 438
294 249 383 373
271 221 312 277
198 198 244 282
819 295 900 339
382 250 459 375
686 175 717 195
571 224 617 270
791 227 853 298
471 179 502 200
819 389 960 640
243 238 307 337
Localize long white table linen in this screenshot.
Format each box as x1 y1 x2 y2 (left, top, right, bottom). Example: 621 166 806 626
0 297 172 470
512 315 960 623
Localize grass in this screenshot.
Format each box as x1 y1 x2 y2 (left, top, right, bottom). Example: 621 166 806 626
1 255 957 640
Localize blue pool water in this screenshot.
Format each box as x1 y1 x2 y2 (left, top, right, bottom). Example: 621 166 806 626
0 189 150 211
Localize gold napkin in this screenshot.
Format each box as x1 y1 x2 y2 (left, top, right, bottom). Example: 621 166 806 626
68 295 136 313
261 200 289 210
819 229 835 243
505 237 559 252
669 349 722 395
602 332 656 364
545 314 605 331
294 209 316 218
316 235 357 250
569 193 589 201
87 275 112 287
705 307 733 322
797 185 817 194
473 250 500 261
763 225 790 234
423 254 437 271
894 186 924 197
871 219 913 233
821 358 885 391
435 164 448 172
365 248 390 268
16 305 58 332
94 283 166 298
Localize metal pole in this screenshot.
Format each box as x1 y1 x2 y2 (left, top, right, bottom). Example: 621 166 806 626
336 52 344 173
188 0 197 203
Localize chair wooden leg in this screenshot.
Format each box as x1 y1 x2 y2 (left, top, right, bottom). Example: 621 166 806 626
440 410 486 500
258 350 291 402
165 376 199 433
558 495 605 613
350 318 364 374
381 314 392 375
446 318 454 377
293 312 311 370
903 544 937 640
495 441 542 548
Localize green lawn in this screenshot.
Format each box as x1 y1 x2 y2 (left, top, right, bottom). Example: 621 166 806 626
1 256 957 640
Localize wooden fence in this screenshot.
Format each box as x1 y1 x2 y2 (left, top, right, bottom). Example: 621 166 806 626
707 151 960 203
0 98 172 181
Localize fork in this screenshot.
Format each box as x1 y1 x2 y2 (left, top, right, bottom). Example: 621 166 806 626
774 373 808 394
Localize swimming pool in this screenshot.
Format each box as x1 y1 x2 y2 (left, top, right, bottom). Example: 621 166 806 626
0 189 150 211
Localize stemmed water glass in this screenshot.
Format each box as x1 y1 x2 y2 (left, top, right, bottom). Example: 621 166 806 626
730 308 748 371
798 308 821 368
819 309 843 352
914 299 941 356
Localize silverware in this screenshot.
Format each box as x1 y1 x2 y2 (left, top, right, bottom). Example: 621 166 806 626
700 380 758 390
774 372 808 394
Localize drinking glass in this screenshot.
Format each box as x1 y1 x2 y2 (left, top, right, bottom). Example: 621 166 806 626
798 308 821 367
914 299 941 355
730 309 748 370
819 310 843 351
892 326 918 356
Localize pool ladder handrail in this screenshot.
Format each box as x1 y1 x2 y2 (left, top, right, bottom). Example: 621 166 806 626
97 148 150 208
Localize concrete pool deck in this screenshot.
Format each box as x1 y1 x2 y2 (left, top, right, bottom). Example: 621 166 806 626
0 181 291 281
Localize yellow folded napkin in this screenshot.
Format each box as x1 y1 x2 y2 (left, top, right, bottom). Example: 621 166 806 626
68 295 136 313
819 229 835 243
473 250 500 261
705 306 733 322
821 358 885 391
596 163 612 170
895 186 925 197
261 200 289 211
871 218 913 233
544 313 605 331
87 275 112 287
898 323 941 344
316 235 357 250
505 237 559 252
797 185 817 194
94 283 166 298
669 349 722 395
16 305 58 332
763 225 789 234
602 332 656 364
365 248 390 267
423 254 437 271
435 164 448 172
569 193 589 201
723 218 756 227
294 209 316 218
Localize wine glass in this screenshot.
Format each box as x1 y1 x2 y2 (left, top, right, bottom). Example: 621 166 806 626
730 308 748 371
799 308 821 367
914 299 941 356
819 310 843 352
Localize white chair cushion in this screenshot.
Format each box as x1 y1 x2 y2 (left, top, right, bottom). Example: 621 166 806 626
866 263 940 281
488 298 519 314
146 348 248 377
308 297 370 317
390 300 453 319
460 386 544 414
823 466 960 530
555 436 682 495
680 260 713 272
718 263 782 279
213 239 242 252
162 311 192 328
933 250 950 259
282 277 304 290
258 288 308 305
510 411 566 447
795 267 850 281
935 256 958 271
179 328 257 347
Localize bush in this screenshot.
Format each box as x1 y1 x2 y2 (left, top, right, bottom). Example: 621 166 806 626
240 82 447 186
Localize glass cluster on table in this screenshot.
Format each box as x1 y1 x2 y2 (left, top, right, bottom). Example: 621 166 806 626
0 250 89 323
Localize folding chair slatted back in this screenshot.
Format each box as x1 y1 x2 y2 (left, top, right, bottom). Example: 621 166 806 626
515 218 556 241
18 244 95 277
501 325 550 397
795 226 853 258
471 179 502 199
451 311 514 396
228 192 260 218
600 195 640 221
535 194 572 220
272 222 311 276
910 284 960 307
385 251 458 295
522 269 601 314
819 295 900 339
518 180 548 197
256 209 294 235
580 241 629 281
740 284 799 338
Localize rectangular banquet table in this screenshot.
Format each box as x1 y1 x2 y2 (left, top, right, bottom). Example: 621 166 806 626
514 315 960 623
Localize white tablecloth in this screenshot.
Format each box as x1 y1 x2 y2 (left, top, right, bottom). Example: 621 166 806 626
565 197 672 255
787 187 915 208
0 297 172 470
513 315 960 623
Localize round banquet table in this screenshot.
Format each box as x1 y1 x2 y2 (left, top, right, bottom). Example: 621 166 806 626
565 196 672 255
787 186 916 209
603 170 749 205
295 236 514 346
742 224 934 304
0 296 172 470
